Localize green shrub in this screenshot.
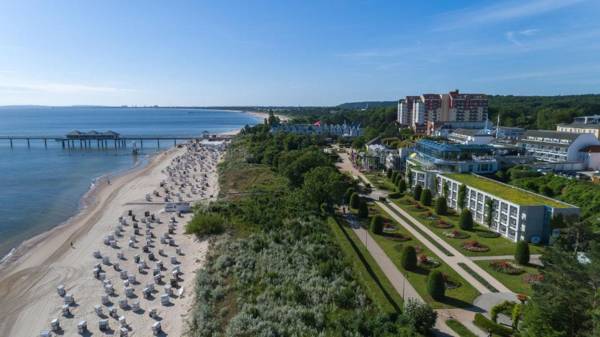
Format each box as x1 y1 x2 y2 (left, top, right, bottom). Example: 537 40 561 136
358 199 369 219
401 246 417 271
350 192 360 209
427 270 445 300
413 185 422 201
457 184 466 209
387 169 393 179
344 187 355 204
387 191 403 199
435 197 447 215
404 299 437 334
459 209 474 230
371 215 384 235
515 240 530 265
490 301 516 323
185 212 226 236
420 188 432 206
473 313 513 336
397 179 407 193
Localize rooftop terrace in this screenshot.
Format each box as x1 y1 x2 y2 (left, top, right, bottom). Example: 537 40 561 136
443 173 573 208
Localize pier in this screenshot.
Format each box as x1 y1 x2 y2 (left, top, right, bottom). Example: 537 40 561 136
0 130 233 149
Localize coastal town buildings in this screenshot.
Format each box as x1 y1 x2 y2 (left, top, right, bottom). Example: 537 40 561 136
557 115 600 139
397 90 488 135
270 122 362 137
518 130 600 163
436 173 579 242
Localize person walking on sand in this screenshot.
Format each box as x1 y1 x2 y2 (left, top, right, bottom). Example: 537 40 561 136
107 177 111 185
70 241 74 249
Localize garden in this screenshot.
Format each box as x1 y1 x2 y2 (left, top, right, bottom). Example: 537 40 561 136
359 203 480 308
392 195 544 257
474 259 542 295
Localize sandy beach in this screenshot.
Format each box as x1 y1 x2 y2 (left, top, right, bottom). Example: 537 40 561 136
0 140 224 337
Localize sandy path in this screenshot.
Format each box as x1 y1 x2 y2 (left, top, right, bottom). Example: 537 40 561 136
0 142 221 337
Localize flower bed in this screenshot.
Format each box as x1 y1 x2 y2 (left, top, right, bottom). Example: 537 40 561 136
523 273 544 285
383 232 411 241
462 240 490 252
434 219 453 229
383 225 398 232
418 254 441 268
444 230 470 239
489 260 524 275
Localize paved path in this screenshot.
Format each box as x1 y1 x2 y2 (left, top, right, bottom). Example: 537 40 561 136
437 309 488 337
344 214 422 303
385 201 512 294
469 254 543 266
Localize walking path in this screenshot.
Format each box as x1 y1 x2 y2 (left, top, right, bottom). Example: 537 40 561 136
469 254 542 266
384 201 512 294
344 215 422 303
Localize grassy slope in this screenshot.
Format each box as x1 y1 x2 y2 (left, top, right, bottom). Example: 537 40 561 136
327 216 403 314
365 203 480 309
392 196 544 257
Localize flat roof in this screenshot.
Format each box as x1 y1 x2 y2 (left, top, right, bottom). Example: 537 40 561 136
443 173 572 208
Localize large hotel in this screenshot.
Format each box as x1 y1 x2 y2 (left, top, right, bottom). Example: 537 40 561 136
397 90 488 134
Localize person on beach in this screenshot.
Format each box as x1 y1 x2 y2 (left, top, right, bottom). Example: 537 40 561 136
107 178 111 185
70 241 74 249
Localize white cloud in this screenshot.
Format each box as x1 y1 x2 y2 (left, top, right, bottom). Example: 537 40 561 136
436 0 586 30
505 28 540 46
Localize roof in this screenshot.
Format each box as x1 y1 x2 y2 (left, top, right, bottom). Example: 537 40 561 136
580 145 600 153
443 173 573 208
522 130 581 141
558 123 600 130
450 128 493 137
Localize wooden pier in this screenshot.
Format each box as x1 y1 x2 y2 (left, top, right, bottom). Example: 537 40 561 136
0 130 233 149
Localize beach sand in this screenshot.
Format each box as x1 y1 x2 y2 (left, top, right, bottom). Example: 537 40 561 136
0 141 223 337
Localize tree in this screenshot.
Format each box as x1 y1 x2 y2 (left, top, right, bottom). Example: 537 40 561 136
420 188 432 206
520 242 600 337
413 185 422 201
302 166 347 209
386 169 393 179
350 192 360 209
344 187 355 204
391 171 398 182
371 215 384 235
540 185 553 197
401 246 417 271
443 181 449 198
435 197 447 215
515 241 530 265
404 299 437 335
459 209 473 230
486 198 494 227
427 270 446 301
457 184 467 209
397 179 407 193
358 200 369 219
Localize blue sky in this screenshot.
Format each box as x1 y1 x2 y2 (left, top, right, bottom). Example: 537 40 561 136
0 0 599 106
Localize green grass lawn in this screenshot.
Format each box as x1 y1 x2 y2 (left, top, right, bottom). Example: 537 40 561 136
474 260 541 295
361 203 480 309
363 172 397 191
446 319 478 337
392 196 544 257
327 216 403 314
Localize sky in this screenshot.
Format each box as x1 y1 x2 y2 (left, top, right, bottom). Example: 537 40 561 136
0 0 599 106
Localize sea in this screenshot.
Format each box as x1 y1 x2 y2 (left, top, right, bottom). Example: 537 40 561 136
0 107 260 258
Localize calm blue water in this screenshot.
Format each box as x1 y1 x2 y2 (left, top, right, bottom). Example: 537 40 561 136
0 107 259 257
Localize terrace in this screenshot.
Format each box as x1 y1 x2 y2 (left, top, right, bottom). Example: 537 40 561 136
443 173 572 208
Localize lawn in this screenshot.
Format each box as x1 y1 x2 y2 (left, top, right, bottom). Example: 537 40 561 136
474 260 541 295
392 196 544 257
327 216 403 314
363 171 397 191
360 203 480 309
446 319 478 337
443 173 571 208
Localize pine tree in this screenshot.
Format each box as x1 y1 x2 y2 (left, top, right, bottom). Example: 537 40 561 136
427 270 446 300
515 241 530 265
420 189 432 206
459 209 473 230
413 185 422 201
350 192 360 209
371 215 384 235
358 200 369 219
401 246 417 271
435 197 447 215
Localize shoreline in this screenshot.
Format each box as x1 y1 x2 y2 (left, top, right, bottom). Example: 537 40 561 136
0 140 222 336
0 152 155 268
